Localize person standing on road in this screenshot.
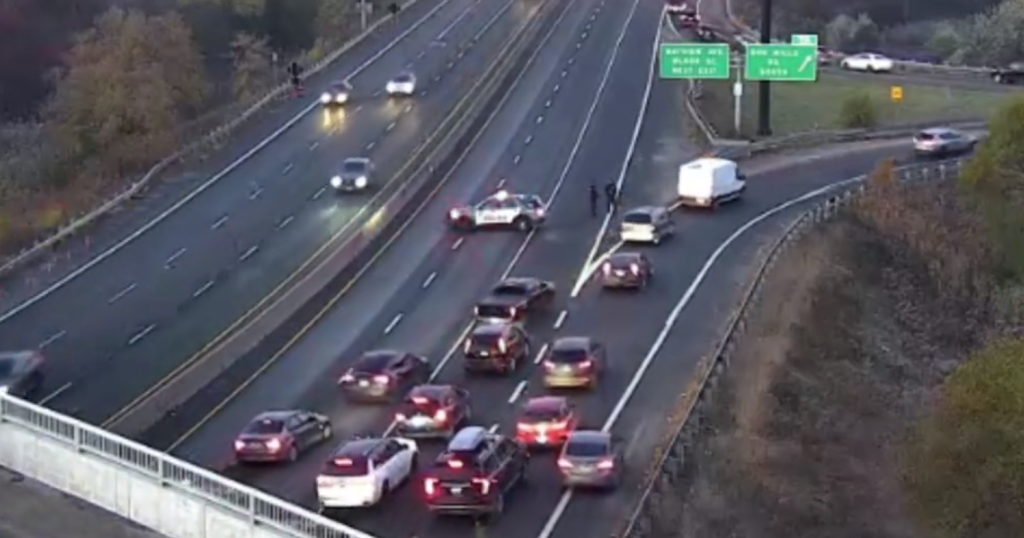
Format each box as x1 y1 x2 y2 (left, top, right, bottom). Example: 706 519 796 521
589 184 599 217
604 181 618 213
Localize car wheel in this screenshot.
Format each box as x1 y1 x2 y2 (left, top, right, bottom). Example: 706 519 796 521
322 424 333 440
513 217 532 232
652 233 661 245
287 446 298 462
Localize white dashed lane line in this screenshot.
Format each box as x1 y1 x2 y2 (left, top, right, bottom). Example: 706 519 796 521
277 215 295 229
508 380 528 403
107 283 137 305
422 272 438 288
282 163 294 175
534 343 549 364
384 313 404 334
127 324 156 346
312 187 327 200
210 215 229 230
239 245 260 262
193 280 215 298
553 310 567 329
164 247 187 268
249 187 263 200
309 141 319 151
38 330 66 349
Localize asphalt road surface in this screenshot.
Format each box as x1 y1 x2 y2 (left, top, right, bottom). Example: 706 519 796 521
139 5 955 538
0 0 535 425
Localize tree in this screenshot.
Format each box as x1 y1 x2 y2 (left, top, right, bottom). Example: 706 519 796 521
313 0 359 56
230 32 275 103
954 0 1024 66
45 7 210 178
837 92 876 128
824 13 879 51
902 338 1024 537
180 0 267 17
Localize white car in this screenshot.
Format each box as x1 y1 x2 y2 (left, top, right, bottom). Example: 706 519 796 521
386 72 416 96
316 437 418 509
840 53 894 73
447 189 547 232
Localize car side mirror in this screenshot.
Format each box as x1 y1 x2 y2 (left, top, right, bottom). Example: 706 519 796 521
736 172 746 180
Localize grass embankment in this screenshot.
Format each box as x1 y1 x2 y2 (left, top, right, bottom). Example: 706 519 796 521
696 71 1012 138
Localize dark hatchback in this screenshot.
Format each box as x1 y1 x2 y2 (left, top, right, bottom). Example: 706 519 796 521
394 384 472 439
337 350 430 401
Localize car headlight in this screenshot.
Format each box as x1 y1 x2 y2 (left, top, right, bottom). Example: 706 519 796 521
355 176 367 187
336 93 348 103
320 93 331 104
330 176 342 188
449 209 461 220
386 83 396 92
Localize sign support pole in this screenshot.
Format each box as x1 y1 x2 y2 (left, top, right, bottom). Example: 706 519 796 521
757 0 773 136
732 68 743 137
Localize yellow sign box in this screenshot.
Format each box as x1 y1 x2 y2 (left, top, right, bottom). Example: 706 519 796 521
891 86 903 102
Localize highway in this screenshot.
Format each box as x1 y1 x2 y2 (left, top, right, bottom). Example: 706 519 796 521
131 2 960 538
0 0 536 425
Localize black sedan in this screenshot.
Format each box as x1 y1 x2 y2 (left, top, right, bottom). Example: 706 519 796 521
0 350 45 398
233 410 332 464
598 252 653 289
338 350 431 402
394 384 472 439
474 277 555 323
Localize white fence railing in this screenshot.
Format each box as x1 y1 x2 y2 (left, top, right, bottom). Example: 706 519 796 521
615 157 967 537
0 393 377 538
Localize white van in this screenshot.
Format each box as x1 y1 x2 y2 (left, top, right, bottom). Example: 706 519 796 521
677 157 746 208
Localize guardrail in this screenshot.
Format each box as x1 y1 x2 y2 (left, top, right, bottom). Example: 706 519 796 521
0 392 374 538
0 0 421 279
615 157 967 538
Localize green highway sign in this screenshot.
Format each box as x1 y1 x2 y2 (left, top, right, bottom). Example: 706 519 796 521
791 34 818 46
744 44 818 81
659 43 730 79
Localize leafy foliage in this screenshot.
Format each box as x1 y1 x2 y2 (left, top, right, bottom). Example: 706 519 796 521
180 0 267 17
230 32 274 103
902 338 1024 537
314 0 360 54
45 7 210 177
837 92 876 129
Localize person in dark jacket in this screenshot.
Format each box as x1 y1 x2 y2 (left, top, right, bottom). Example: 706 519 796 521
604 181 618 212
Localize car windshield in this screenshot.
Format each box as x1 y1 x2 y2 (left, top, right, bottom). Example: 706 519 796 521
343 160 367 173
394 73 413 82
549 347 589 363
468 332 502 348
522 402 564 422
244 418 285 434
623 212 652 224
492 284 527 296
608 255 640 268
331 83 349 92
916 132 937 140
354 353 393 373
565 439 609 457
0 358 16 377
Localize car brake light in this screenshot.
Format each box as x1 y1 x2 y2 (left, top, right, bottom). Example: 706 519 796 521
373 375 390 384
543 360 556 370
447 460 464 469
602 263 611 274
597 459 614 470
395 412 407 421
509 306 517 317
547 420 568 431
497 338 507 353
472 477 491 495
411 396 430 405
557 458 573 468
434 409 448 422
334 458 353 466
233 440 245 451
424 477 438 496
578 360 592 369
630 263 639 275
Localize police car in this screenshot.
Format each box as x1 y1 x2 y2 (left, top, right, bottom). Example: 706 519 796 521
447 190 547 232
315 437 419 509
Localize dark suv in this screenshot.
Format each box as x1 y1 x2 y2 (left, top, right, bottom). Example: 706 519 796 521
462 322 530 374
421 426 529 517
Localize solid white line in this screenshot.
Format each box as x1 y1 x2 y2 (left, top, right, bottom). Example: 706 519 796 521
239 245 259 261
164 247 186 267
436 3 476 41
537 5 663 538
422 271 438 288
384 313 404 334
211 215 229 229
570 4 663 298
0 0 461 326
193 280 215 298
533 343 549 364
38 330 66 349
553 310 567 329
277 215 295 229
38 382 72 405
508 381 528 403
128 324 156 346
107 283 137 304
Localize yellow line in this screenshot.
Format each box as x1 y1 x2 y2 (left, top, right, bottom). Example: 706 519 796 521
102 14 533 430
161 3 551 449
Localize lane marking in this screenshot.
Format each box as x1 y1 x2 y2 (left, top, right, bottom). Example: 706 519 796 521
488 423 499 433
568 56 575 65
384 313 404 334
525 135 533 144
282 163 294 175
496 178 507 189
0 0 462 325
513 154 521 164
553 310 567 329
386 121 397 132
239 245 259 261
534 343 549 364
192 280 215 298
277 215 295 229
508 381 528 403
38 382 72 405
248 187 263 199
536 115 544 123
312 187 327 200
545 99 551 107
128 324 156 346
164 247 187 268
107 283 138 305
211 215 229 230
38 330 66 349
553 83 561 92
451 237 465 250
367 141 377 151
422 271 438 288
309 141 319 151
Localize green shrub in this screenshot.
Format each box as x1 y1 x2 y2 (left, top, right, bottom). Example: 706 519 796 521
837 92 877 128
902 338 1024 537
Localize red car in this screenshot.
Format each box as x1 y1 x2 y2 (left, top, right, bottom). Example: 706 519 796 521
233 410 332 463
515 396 577 447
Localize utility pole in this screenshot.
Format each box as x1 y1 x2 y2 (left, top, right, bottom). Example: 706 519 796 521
757 0 772 136
360 0 368 31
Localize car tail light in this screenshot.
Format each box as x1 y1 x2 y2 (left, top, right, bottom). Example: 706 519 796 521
395 412 407 421
434 409 448 422
517 422 533 432
411 396 430 405
373 375 390 384
497 338 507 353
338 371 354 383
265 438 282 451
630 263 639 275
602 263 611 275
536 207 545 216
578 360 592 369
543 360 556 370
557 458 573 469
447 460 464 469
233 440 245 451
472 477 492 495
597 459 615 470
424 477 439 496
547 420 568 431
334 458 353 466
